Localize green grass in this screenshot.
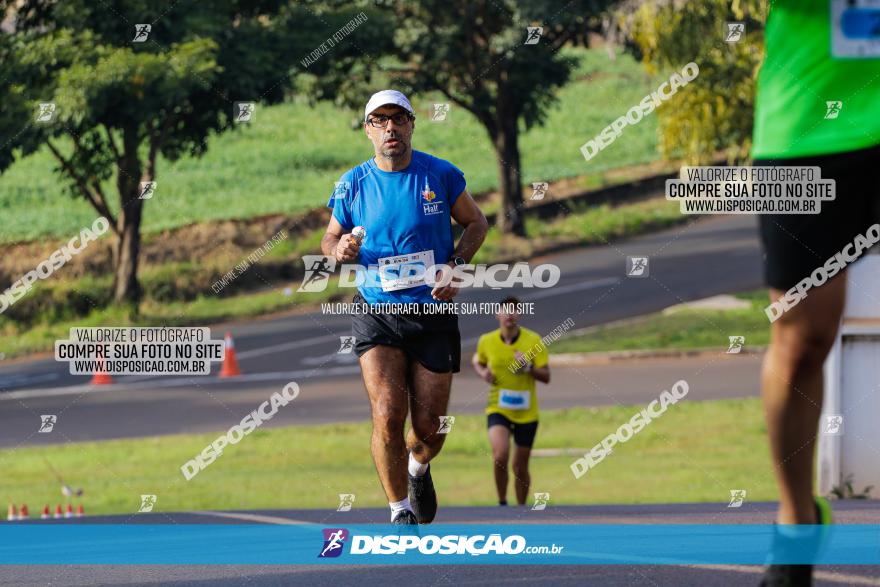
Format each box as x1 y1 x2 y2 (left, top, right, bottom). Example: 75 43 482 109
0 399 775 515
0 48 666 244
552 290 771 354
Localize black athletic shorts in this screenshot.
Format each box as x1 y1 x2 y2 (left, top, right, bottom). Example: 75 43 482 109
487 413 539 448
757 143 880 290
350 293 461 373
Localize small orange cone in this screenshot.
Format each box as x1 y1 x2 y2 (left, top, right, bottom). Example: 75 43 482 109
53 504 62 519
219 332 241 378
90 357 114 385
76 504 84 517
7 504 16 521
41 505 51 519
64 503 73 518
19 504 28 520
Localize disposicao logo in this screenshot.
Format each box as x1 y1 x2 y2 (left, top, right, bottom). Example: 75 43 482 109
319 528 349 558
318 529 540 556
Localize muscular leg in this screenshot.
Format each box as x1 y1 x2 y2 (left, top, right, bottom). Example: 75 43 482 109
359 345 410 502
406 361 452 466
762 273 846 524
488 425 511 503
511 445 532 506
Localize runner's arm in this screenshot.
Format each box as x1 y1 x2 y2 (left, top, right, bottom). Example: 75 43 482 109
449 190 488 262
471 353 495 384
513 350 550 384
431 191 488 300
529 364 550 384
321 216 360 262
530 345 550 384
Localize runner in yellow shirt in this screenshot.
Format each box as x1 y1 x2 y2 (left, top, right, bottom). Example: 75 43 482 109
472 296 551 506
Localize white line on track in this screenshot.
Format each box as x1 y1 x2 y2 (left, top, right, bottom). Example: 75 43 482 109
188 510 309 525
235 333 341 360
0 365 362 401
518 277 619 301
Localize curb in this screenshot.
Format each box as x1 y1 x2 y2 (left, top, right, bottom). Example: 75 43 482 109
550 346 767 366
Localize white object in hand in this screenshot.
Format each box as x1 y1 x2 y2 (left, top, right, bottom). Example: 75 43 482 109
352 226 366 242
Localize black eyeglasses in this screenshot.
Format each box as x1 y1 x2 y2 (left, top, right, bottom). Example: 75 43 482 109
366 113 413 128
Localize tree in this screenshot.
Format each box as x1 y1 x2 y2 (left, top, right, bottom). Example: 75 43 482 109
619 0 767 163
0 0 330 308
328 0 618 236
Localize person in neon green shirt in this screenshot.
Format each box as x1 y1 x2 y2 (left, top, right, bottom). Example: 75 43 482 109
753 2 880 585
753 0 880 159
472 296 551 506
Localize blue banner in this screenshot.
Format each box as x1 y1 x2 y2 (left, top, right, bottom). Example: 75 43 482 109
1 524 878 565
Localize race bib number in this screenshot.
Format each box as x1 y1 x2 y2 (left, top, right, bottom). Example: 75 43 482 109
832 0 880 58
498 388 531 411
378 250 435 292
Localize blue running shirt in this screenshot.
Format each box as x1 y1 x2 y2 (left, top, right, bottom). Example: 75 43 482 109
327 150 467 304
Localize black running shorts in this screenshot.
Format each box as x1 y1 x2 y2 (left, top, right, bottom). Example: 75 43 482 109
757 143 880 291
350 293 461 373
487 413 539 448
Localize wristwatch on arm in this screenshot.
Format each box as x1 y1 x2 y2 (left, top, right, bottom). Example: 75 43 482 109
450 255 466 267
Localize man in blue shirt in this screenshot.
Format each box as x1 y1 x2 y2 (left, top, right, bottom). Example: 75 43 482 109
321 90 488 525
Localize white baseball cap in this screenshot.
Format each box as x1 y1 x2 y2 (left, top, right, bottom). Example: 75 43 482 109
364 90 415 122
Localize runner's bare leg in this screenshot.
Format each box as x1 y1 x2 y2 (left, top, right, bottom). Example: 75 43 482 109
406 361 452 466
488 425 511 503
360 345 410 502
761 273 846 524
512 445 532 506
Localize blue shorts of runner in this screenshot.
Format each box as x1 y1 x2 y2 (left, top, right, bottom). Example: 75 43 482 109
487 413 539 448
351 292 461 374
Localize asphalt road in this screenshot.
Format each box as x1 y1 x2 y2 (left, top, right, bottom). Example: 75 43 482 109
4 502 880 587
0 353 762 447
9 564 877 587
0 214 766 448
0 213 763 394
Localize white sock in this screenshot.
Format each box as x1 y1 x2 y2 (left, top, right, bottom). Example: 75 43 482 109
408 452 428 477
389 497 411 520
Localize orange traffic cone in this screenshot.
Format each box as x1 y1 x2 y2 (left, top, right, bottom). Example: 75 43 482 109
19 504 28 520
41 505 51 519
219 332 241 378
76 504 84 517
53 504 62 519
90 357 114 385
64 503 73 518
7 504 16 521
